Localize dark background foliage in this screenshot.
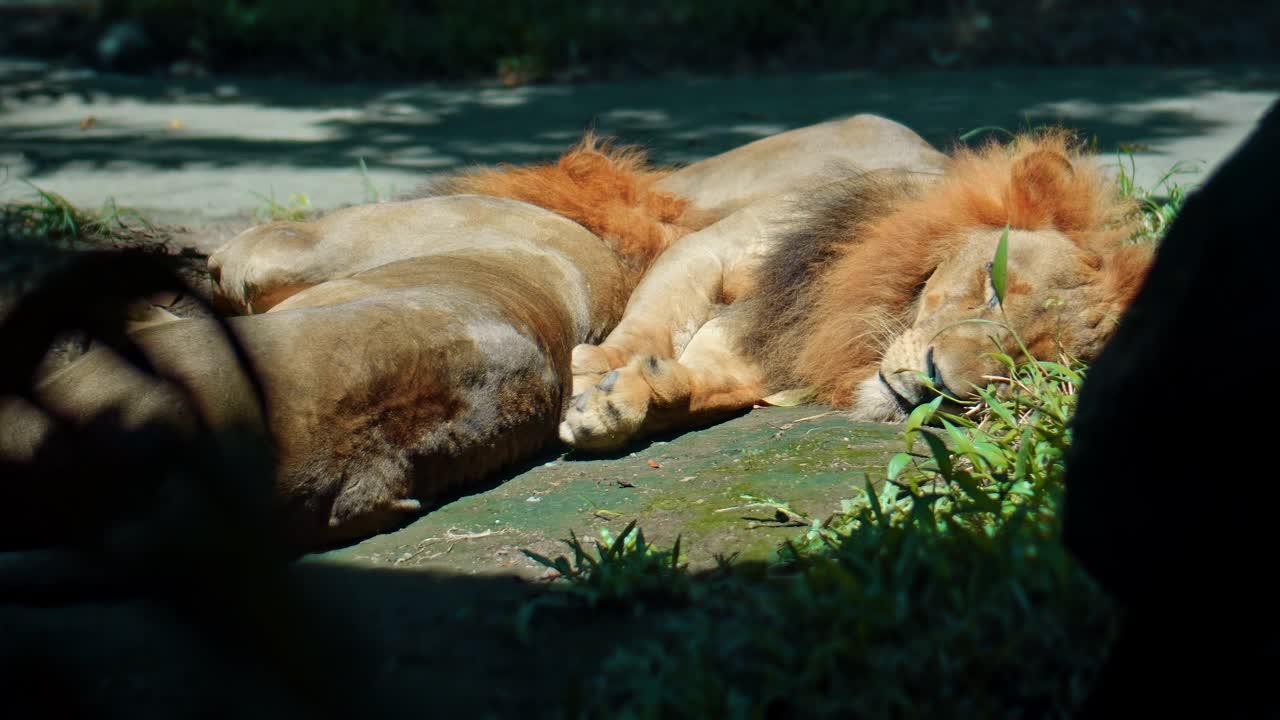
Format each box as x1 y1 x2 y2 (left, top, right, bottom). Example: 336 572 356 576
3 1 1279 81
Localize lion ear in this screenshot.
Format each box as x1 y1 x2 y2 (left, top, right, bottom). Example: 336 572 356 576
1006 148 1080 228
1010 147 1074 196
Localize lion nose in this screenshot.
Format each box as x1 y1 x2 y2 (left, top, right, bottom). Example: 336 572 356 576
924 347 944 389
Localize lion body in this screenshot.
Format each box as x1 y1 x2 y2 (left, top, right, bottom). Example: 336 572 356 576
3 114 942 549
5 197 625 547
655 115 949 216
560 134 1154 451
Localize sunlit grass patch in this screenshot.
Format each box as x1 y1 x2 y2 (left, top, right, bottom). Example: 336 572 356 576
1114 146 1199 244
252 190 313 222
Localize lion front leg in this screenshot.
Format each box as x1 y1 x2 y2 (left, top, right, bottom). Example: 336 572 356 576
561 314 766 451
568 198 781 397
567 264 727 397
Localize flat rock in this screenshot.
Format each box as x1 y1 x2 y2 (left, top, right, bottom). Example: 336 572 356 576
314 405 901 577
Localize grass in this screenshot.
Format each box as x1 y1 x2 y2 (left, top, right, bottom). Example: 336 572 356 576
525 243 1116 717
1 158 386 297
1114 146 1200 243
525 357 1114 715
2 182 91 247
2 180 156 245
357 158 382 204
252 190 313 222
515 520 694 643
521 151 1188 717
523 520 689 606
250 159 391 220
0 179 162 293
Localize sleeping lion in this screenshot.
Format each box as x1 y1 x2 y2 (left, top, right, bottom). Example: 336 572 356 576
559 132 1155 451
0 115 945 549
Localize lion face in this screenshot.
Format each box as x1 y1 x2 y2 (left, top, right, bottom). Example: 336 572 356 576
866 227 1120 418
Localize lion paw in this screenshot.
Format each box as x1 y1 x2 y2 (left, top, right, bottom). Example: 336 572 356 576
560 355 686 451
570 344 614 397
571 343 636 397
560 366 651 451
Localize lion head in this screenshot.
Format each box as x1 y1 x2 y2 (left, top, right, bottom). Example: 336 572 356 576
865 224 1150 419
743 132 1154 421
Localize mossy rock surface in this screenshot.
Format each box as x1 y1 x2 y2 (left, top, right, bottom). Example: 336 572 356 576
314 405 900 576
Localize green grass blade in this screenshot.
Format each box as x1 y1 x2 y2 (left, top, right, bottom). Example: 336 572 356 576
863 475 884 524
887 452 914 481
918 431 953 478
991 225 1009 305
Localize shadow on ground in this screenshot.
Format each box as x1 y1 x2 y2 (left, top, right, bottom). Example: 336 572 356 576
1 555 674 719
3 60 1278 218
2 404 903 719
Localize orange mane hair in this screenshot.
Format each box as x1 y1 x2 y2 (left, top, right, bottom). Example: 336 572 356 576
444 133 715 275
748 131 1151 406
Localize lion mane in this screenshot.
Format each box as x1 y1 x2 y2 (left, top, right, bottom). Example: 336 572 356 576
437 133 717 275
741 132 1155 406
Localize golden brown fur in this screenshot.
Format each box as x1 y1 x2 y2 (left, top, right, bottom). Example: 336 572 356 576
745 132 1148 406
441 133 717 275
8 118 938 548
212 135 715 316
214 117 938 317
559 131 1155 451
3 199 627 549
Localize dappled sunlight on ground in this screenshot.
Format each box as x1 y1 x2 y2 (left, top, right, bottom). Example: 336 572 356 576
1 59 1276 219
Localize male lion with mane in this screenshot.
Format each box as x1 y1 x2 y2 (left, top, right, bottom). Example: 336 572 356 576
0 115 946 549
559 132 1154 450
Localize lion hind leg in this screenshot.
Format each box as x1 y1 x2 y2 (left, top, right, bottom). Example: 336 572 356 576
671 312 768 417
324 466 421 538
